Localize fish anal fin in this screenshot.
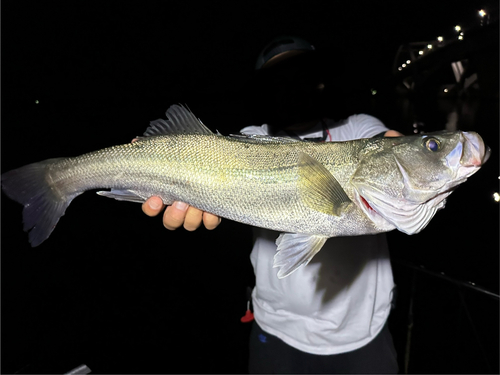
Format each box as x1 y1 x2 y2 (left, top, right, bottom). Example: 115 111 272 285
298 152 351 216
273 233 328 278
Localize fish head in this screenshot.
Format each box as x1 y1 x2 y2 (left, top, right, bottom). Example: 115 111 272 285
351 131 490 234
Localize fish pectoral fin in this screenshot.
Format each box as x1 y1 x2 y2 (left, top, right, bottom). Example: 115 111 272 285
298 152 352 216
97 189 146 203
273 233 328 278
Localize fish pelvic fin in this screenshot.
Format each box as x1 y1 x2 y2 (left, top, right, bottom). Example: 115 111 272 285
97 189 147 203
140 104 213 138
1 159 81 247
274 233 328 278
298 152 351 216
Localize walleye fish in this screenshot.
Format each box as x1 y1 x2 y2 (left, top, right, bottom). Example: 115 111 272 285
1 105 490 277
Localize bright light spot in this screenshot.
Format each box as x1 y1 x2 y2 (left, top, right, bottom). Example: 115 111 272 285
35 100 39 104
444 88 449 93
458 35 464 40
398 67 402 71
371 89 377 95
479 9 486 17
427 44 433 49
406 60 411 64
402 63 406 68
419 50 424 55
494 192 500 202
437 36 444 42
455 25 461 32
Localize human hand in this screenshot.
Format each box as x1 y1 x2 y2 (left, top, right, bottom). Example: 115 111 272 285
384 130 403 137
142 197 221 231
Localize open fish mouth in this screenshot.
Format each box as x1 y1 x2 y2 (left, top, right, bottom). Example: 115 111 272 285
462 131 490 166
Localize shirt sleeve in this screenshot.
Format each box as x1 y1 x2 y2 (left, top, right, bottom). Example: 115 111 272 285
346 114 389 139
240 124 270 136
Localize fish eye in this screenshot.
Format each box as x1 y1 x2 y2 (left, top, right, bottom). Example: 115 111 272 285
423 137 440 152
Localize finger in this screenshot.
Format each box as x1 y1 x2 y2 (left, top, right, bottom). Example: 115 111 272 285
203 212 222 230
163 201 189 230
184 206 203 231
384 130 403 137
142 196 165 217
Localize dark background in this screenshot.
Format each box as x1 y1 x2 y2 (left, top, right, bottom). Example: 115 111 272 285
1 1 498 374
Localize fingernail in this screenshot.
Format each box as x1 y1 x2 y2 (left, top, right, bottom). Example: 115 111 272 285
149 199 162 210
173 201 188 211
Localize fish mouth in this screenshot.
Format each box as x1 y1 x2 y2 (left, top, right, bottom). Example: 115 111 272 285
462 131 490 166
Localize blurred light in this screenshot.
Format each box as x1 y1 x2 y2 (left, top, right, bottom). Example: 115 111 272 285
479 9 486 17
427 44 433 49
455 25 461 32
418 50 424 55
402 63 406 68
398 67 402 71
458 35 464 40
35 100 39 104
371 89 377 95
443 88 449 93
493 192 500 202
437 36 444 42
406 60 411 64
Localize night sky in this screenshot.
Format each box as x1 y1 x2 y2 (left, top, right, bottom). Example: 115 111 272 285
2 1 499 374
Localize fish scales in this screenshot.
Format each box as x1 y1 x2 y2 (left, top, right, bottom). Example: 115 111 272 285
45 134 368 236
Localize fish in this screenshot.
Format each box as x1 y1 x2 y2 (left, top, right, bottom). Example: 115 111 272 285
1 104 490 278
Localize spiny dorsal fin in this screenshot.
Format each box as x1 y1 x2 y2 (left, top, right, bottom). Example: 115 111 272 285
298 152 352 216
143 104 213 137
229 133 301 144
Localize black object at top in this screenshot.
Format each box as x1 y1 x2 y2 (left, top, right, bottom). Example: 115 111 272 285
255 36 315 70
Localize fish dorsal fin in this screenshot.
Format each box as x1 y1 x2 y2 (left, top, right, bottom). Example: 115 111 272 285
229 133 301 144
273 233 328 278
298 152 352 216
143 104 213 137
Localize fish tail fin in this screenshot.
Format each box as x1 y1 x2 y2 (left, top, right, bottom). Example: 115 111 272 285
1 158 80 247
